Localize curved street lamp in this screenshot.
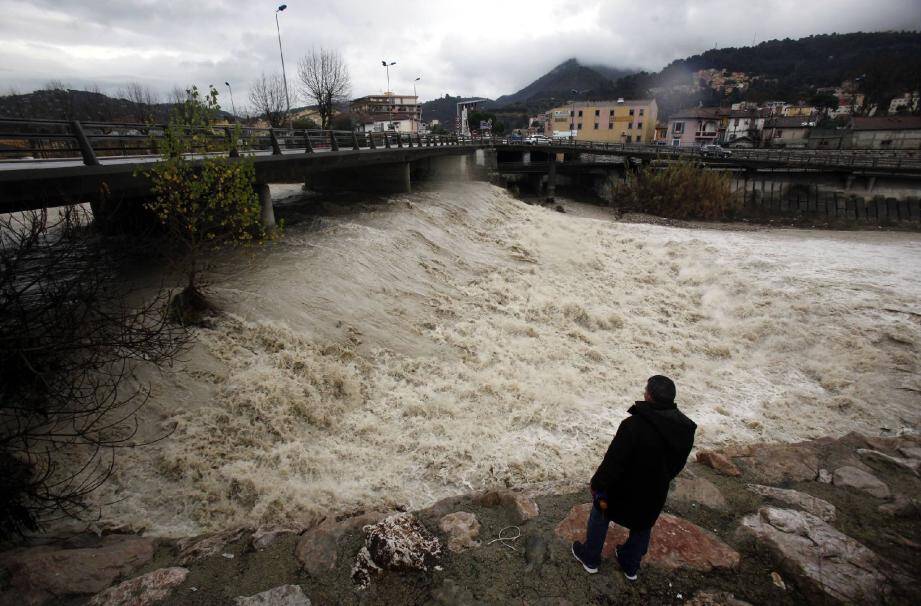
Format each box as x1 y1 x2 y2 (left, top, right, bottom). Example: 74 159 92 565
224 81 237 120
381 60 396 131
275 5 291 125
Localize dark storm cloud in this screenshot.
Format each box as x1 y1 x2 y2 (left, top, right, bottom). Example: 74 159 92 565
0 0 918 106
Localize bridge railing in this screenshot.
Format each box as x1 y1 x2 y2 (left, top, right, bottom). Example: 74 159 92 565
0 118 475 166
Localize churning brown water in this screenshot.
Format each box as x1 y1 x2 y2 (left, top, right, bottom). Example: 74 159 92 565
79 181 920 537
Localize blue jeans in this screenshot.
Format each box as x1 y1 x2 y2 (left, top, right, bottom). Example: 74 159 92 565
583 504 651 574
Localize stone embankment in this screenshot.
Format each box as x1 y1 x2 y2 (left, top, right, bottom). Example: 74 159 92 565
0 432 919 605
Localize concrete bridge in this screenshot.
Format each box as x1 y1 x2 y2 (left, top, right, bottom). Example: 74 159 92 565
3 118 921 225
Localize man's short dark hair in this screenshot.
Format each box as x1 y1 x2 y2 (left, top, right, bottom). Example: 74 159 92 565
647 375 676 404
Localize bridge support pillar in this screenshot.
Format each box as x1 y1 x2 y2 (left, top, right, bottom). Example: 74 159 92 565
256 183 276 229
866 176 876 193
546 153 557 202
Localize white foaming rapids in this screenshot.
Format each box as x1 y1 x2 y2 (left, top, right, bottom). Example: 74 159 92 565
82 182 921 536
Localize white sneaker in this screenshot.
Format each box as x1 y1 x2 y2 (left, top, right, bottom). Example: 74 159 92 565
571 542 599 574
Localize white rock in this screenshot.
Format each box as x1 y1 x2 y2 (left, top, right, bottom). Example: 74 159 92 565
738 507 902 604
832 466 890 499
746 484 836 521
857 448 921 476
234 584 311 606
89 567 188 606
817 468 832 483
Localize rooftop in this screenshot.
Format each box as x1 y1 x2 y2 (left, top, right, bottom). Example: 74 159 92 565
850 116 921 131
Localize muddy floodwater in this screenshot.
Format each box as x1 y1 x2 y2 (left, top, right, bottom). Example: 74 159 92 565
77 181 920 537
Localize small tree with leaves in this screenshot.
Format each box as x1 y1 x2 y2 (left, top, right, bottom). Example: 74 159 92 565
143 86 267 322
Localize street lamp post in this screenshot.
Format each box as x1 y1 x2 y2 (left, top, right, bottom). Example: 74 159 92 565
275 5 291 125
224 81 237 120
381 60 396 131
414 76 421 133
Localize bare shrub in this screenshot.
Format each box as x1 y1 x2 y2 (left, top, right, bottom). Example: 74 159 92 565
612 161 738 220
0 206 189 538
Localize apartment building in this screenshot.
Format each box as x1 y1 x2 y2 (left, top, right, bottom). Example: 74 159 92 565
350 93 421 133
546 99 658 144
665 107 724 147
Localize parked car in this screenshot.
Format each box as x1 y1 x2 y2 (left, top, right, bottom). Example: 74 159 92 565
700 144 731 158
508 133 524 143
526 135 550 145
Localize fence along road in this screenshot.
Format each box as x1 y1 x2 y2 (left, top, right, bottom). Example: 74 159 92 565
2 118 921 213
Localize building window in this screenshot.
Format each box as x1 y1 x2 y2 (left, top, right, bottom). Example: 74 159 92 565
626 135 632 143
577 123 582 130
628 123 632 129
569 123 574 130
672 138 680 146
637 122 643 129
635 135 641 142
594 123 599 129
609 109 615 116
608 123 613 129
594 109 600 116
629 109 635 116
570 110 574 117
578 110 583 117
639 109 644 116
673 122 684 134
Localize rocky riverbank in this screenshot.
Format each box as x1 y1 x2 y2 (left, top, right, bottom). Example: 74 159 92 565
1 431 919 605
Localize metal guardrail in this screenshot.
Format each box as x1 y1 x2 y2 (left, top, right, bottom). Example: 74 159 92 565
2 118 920 173
0 118 473 166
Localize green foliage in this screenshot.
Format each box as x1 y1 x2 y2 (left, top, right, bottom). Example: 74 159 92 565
612 161 738 220
811 92 840 111
143 86 267 292
467 110 505 135
293 116 319 130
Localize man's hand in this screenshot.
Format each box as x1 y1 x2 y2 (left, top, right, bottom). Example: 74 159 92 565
597 499 608 511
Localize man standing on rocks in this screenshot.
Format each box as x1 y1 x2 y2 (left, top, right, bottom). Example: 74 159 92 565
572 375 696 580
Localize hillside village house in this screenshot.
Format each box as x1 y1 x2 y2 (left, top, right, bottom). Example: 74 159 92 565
665 107 723 147
762 116 814 148
350 93 421 134
723 109 769 146
848 116 921 149
546 99 657 144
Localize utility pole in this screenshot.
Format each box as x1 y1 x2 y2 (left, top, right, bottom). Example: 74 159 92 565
275 5 291 126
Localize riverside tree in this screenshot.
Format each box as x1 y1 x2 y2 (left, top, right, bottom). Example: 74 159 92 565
297 48 351 130
143 85 269 322
612 160 737 220
248 72 290 128
0 207 189 538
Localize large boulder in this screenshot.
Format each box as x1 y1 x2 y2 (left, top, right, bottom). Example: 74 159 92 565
695 451 741 477
722 442 820 484
88 567 188 606
251 526 300 551
746 484 836 521
685 590 753 606
554 503 739 572
669 472 729 511
833 466 890 499
0 535 156 605
738 507 901 604
177 527 247 564
234 584 311 606
438 512 481 552
351 513 441 588
295 512 384 577
472 490 539 522
857 449 921 477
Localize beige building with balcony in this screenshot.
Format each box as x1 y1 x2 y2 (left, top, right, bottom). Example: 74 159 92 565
546 99 657 144
350 93 421 133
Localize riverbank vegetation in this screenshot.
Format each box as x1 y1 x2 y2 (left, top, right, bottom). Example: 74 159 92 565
612 161 737 220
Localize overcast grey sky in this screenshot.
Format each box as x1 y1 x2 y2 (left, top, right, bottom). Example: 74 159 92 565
1 0 919 107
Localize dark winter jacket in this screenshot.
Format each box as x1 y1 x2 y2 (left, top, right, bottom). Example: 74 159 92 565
590 400 697 530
